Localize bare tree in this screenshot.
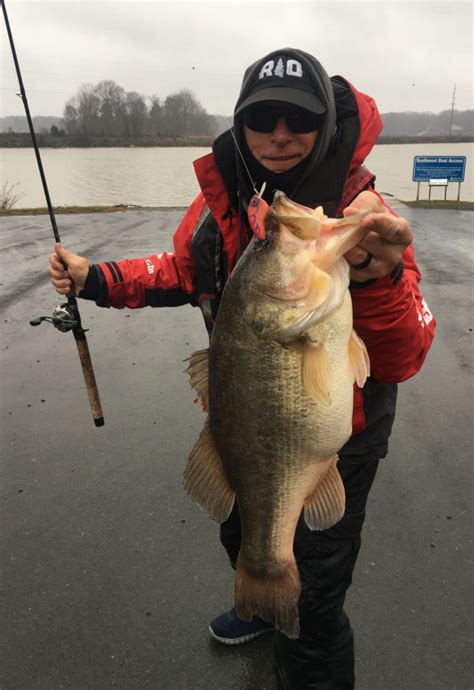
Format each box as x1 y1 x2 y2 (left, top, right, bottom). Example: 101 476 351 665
125 91 148 138
62 81 217 141
63 102 77 135
162 89 216 137
76 85 101 136
96 80 127 137
1 180 24 210
149 96 163 136
63 84 101 140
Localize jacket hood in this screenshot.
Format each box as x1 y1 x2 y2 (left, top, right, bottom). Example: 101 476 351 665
233 48 337 194
340 77 382 171
211 53 382 215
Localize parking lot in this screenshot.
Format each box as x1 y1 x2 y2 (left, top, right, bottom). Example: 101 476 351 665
0 204 472 689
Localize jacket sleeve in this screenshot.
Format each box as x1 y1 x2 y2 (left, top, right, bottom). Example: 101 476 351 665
93 194 207 309
350 235 436 384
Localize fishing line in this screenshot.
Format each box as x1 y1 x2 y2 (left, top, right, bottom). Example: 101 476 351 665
230 127 266 198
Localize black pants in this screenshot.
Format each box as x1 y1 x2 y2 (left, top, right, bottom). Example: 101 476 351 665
220 455 380 690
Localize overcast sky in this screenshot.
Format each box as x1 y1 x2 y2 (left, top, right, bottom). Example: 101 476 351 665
1 0 472 120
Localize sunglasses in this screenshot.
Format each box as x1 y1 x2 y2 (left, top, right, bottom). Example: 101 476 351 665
243 104 322 134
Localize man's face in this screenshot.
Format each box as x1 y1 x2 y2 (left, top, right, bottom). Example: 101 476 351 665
243 102 319 174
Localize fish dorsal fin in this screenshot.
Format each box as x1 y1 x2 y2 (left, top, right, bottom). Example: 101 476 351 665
183 420 236 523
184 347 209 411
348 330 370 387
304 456 345 530
302 339 331 403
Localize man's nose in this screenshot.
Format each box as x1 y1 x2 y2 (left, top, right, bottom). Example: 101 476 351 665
270 117 293 143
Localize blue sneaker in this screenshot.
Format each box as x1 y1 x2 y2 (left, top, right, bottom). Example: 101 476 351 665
209 607 273 645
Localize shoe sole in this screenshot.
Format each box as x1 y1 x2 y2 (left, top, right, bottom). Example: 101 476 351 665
208 625 273 645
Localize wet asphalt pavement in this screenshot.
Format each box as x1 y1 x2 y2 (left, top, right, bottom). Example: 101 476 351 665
0 203 472 690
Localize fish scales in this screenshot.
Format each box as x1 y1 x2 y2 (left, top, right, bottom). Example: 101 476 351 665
210 291 353 554
184 192 370 638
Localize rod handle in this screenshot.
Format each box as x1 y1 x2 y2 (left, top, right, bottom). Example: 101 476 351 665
73 331 104 426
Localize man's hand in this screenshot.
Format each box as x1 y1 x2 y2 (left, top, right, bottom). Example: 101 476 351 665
343 191 413 282
48 243 89 296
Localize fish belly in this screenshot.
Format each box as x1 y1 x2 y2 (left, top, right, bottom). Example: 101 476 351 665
208 290 354 638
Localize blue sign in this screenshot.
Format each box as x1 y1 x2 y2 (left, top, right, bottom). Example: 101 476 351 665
413 156 466 182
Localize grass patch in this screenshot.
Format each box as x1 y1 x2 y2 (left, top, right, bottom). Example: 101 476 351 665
0 204 128 216
398 200 474 211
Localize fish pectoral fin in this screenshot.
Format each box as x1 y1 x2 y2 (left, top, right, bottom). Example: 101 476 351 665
348 330 370 387
302 339 331 403
183 420 235 523
184 347 209 411
304 456 345 530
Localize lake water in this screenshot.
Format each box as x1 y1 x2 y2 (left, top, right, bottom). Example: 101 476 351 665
1 142 472 208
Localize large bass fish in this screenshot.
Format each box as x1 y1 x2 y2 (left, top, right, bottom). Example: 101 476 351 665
184 192 370 639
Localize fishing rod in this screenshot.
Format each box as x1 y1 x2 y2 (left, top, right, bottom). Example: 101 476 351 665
1 0 104 427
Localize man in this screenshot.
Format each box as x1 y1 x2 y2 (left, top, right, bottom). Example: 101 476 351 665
49 48 435 689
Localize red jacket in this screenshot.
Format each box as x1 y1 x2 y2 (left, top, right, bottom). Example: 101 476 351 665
95 81 435 439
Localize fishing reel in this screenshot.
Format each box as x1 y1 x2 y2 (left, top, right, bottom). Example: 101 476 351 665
30 302 86 334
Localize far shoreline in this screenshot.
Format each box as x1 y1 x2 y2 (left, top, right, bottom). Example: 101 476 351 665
0 133 473 149
1 200 473 217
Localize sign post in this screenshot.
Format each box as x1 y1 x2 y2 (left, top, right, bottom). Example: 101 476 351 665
413 156 466 201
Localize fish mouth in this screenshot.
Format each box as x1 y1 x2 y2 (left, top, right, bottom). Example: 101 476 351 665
271 194 323 241
274 216 320 242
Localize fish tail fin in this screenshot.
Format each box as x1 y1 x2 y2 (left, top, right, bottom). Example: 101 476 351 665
235 554 301 639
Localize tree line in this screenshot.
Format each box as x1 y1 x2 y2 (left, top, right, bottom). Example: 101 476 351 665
381 109 473 137
62 80 217 144
1 90 473 145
